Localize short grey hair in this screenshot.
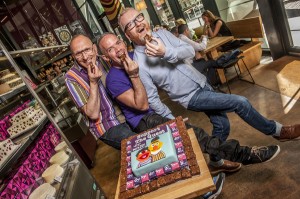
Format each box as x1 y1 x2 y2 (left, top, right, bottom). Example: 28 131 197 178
118 7 137 32
97 32 118 54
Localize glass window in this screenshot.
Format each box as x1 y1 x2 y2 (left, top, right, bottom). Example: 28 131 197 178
91 0 105 15
74 0 103 36
215 0 269 49
282 0 300 47
177 0 204 29
151 0 175 28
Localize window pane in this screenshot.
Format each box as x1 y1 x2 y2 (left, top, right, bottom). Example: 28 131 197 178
283 0 300 47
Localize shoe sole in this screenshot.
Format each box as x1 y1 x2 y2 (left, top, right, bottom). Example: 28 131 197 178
277 136 300 142
207 173 225 199
245 145 281 166
210 164 242 175
264 145 280 163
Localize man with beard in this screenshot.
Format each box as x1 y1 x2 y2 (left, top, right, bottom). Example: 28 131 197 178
117 8 300 150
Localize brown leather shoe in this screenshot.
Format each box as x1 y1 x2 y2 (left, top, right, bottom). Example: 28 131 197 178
209 160 242 175
275 124 300 142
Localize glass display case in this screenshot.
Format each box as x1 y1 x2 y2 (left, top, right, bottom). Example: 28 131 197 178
0 39 105 198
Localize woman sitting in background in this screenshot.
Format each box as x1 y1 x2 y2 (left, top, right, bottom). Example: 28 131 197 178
202 10 249 51
202 10 232 37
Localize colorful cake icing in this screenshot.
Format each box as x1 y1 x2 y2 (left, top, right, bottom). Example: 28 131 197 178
119 117 200 199
129 124 178 177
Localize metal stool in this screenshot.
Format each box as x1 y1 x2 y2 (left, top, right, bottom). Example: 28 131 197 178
216 56 255 94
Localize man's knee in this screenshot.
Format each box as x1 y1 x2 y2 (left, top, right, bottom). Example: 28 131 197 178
233 95 251 110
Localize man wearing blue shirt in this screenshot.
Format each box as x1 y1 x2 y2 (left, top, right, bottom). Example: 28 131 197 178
118 8 300 143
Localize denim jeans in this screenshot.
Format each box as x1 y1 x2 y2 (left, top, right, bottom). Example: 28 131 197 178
192 59 219 86
100 123 137 150
135 113 252 163
188 84 278 141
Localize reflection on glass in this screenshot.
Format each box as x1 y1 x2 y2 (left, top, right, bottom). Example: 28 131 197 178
178 0 204 29
283 0 300 47
151 0 175 28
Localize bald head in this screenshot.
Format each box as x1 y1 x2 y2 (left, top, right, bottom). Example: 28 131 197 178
70 34 93 54
70 34 97 70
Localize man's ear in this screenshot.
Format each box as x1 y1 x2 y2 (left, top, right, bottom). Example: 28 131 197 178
101 54 110 63
184 28 189 36
124 33 132 42
92 43 98 54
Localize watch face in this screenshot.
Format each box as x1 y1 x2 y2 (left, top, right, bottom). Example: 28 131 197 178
59 30 71 42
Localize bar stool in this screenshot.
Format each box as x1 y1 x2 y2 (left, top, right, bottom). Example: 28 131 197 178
216 56 255 94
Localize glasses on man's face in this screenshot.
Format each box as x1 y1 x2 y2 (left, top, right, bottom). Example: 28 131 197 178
74 46 93 60
124 13 145 32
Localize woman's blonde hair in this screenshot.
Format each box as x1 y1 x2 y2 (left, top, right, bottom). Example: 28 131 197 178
201 10 219 23
175 18 187 26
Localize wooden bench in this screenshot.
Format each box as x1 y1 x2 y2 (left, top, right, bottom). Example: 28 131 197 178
226 16 264 71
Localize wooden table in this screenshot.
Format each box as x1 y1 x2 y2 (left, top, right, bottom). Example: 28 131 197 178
115 129 215 199
203 36 234 83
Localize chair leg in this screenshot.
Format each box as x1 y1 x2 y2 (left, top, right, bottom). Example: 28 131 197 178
233 63 241 79
223 69 231 94
241 58 255 84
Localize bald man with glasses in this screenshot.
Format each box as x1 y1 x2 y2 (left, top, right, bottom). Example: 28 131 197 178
65 34 139 149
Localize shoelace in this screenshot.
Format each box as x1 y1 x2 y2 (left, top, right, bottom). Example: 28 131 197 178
250 146 269 161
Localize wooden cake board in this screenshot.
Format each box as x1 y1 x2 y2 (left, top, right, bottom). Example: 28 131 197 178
115 128 216 199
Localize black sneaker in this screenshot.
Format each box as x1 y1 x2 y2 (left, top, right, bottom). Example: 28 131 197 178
243 145 280 165
202 172 225 199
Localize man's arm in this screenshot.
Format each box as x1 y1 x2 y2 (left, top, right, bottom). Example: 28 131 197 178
207 20 222 38
139 68 174 119
181 35 208 52
81 63 102 120
115 55 149 111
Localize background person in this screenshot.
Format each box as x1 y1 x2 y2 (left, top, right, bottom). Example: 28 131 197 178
177 24 220 86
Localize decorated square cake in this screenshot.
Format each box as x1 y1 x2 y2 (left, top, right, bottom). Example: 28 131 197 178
119 117 200 199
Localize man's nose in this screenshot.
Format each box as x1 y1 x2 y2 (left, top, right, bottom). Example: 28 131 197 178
135 20 143 27
82 52 89 60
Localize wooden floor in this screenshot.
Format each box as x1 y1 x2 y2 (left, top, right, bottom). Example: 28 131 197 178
90 56 300 199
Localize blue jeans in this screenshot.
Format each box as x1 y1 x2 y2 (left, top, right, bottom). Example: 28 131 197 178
134 113 252 163
187 84 278 141
100 123 137 150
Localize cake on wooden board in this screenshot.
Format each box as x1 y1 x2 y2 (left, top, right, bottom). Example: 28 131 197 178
119 117 200 199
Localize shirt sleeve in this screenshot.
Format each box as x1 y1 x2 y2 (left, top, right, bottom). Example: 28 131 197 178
65 78 88 108
106 70 131 99
139 68 174 119
182 36 207 52
160 29 195 64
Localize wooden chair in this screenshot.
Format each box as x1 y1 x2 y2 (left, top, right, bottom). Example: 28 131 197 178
226 16 264 71
215 56 255 94
193 26 204 38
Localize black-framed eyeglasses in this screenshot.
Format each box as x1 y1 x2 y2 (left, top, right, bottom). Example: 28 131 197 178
124 13 145 32
74 45 93 60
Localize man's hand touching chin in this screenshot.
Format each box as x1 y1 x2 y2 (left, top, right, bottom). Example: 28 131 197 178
145 37 166 57
87 61 102 84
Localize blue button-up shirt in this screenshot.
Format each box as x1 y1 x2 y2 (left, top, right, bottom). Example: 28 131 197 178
133 29 207 118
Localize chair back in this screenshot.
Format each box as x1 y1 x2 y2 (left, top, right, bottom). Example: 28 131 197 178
193 26 204 38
